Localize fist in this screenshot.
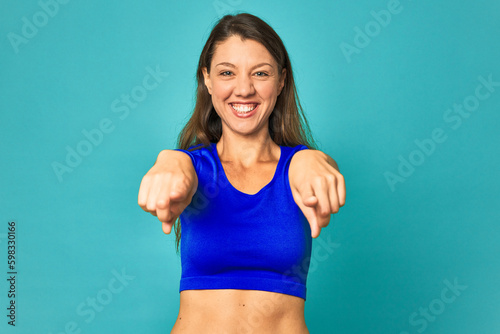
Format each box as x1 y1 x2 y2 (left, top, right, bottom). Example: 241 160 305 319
138 150 198 234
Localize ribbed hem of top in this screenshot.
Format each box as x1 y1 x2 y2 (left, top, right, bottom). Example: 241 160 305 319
179 276 306 300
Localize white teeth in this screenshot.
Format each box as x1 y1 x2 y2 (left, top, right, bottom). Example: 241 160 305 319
231 103 257 113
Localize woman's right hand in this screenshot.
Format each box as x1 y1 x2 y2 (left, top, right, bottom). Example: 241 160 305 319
138 150 198 234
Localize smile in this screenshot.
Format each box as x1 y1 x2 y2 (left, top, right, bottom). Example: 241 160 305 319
230 103 258 113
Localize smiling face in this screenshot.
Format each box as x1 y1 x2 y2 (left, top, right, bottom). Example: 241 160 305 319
202 35 286 139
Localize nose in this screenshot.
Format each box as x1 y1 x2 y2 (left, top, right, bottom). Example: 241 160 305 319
233 74 255 97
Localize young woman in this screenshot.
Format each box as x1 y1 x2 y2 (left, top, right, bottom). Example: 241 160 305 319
138 13 345 333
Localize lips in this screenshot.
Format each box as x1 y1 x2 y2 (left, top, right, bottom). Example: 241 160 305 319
230 103 259 113
229 102 259 118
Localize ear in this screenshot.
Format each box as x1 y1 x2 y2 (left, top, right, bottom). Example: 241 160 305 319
202 67 212 95
278 68 286 95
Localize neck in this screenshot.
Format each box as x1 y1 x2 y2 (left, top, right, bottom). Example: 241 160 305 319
216 131 279 167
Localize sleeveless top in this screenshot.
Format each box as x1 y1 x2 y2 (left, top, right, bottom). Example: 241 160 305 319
173 142 312 300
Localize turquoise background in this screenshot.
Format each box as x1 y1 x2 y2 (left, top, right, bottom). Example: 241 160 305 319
1 0 499 333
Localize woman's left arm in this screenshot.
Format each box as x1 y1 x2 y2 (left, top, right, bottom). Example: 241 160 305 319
288 149 346 238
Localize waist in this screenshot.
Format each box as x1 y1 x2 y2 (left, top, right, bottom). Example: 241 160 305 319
171 289 309 334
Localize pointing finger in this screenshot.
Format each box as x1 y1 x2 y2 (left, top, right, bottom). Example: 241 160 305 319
301 205 320 239
162 221 174 234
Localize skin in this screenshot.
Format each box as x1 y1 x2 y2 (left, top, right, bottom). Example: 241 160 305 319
138 35 346 333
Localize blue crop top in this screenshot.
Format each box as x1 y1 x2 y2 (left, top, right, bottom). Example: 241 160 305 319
173 142 312 300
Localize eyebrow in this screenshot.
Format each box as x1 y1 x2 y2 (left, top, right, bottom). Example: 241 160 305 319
215 62 274 69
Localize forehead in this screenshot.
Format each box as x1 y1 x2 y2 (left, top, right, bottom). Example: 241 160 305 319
212 35 276 67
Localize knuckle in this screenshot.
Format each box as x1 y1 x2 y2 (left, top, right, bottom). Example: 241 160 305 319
315 175 324 182
322 175 331 183
146 201 156 211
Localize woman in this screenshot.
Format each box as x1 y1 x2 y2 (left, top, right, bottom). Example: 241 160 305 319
138 13 345 333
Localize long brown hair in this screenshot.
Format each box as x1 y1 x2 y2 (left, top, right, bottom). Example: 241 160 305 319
173 12 317 254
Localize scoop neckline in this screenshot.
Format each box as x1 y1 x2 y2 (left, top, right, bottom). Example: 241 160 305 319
210 142 283 197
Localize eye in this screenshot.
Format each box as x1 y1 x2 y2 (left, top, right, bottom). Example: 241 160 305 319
255 72 269 77
220 71 232 76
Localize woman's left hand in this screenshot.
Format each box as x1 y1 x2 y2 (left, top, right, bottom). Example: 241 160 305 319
288 149 346 238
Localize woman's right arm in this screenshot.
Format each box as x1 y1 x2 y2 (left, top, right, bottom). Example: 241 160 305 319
138 150 198 234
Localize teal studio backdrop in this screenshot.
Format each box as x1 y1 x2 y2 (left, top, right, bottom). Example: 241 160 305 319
1 0 499 333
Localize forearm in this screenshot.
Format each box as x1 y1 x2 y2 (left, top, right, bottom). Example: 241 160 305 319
290 149 339 179
157 149 192 168
155 150 198 186
288 149 340 189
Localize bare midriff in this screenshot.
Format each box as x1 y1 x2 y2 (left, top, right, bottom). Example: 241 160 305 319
170 289 309 334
